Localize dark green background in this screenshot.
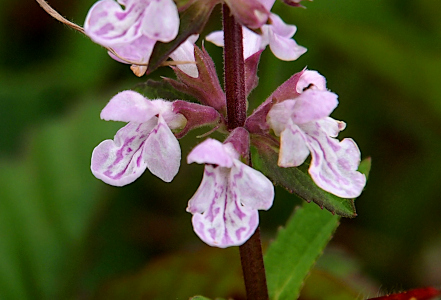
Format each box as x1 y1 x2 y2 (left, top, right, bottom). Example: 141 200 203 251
1 0 440 298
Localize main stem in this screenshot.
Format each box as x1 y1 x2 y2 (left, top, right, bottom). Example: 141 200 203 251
222 5 269 300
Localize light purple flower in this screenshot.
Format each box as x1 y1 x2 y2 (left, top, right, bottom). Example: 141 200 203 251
187 139 274 248
206 0 306 60
267 70 366 198
84 0 179 65
91 90 186 186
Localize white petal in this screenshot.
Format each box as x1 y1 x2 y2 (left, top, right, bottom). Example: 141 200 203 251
142 0 179 42
205 31 224 47
84 0 145 46
187 139 234 168
232 160 274 210
100 90 157 123
108 35 156 64
290 90 338 124
91 120 156 186
296 70 327 93
143 115 181 182
169 35 199 78
302 122 366 198
279 122 310 167
190 166 259 248
266 27 307 61
267 100 297 136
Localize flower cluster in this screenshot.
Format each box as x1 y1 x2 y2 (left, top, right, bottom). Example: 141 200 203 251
86 0 366 248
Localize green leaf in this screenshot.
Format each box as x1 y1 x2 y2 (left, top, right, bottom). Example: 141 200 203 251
251 142 357 218
190 297 212 300
146 0 220 74
133 79 197 102
358 157 372 180
264 202 340 300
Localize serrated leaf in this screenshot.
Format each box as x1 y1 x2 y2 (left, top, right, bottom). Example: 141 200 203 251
264 202 340 300
190 296 212 300
133 79 196 102
146 0 220 74
251 142 357 218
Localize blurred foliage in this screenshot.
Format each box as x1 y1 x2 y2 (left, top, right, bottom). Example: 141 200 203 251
1 0 441 299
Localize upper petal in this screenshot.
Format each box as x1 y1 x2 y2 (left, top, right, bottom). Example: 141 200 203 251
187 139 234 168
91 120 156 186
302 122 366 198
231 160 274 210
141 0 179 42
84 0 146 46
100 90 158 123
296 70 327 93
143 115 181 182
290 89 338 124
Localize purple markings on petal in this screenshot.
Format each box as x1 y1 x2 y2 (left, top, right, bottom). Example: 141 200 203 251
187 140 274 247
91 121 155 186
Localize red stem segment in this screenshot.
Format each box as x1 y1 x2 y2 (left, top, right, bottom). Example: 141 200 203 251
239 228 269 300
222 5 269 300
223 4 247 130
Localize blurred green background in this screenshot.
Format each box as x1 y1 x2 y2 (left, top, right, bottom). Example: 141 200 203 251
1 0 441 299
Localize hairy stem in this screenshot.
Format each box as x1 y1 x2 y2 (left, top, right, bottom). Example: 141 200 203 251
222 4 269 300
223 4 247 130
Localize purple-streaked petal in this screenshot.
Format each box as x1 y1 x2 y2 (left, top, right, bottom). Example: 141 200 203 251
108 35 156 64
279 122 310 167
169 35 199 78
187 139 234 168
91 120 156 186
143 115 181 182
101 90 158 123
84 0 145 46
142 0 179 42
264 25 307 61
189 165 259 247
232 161 274 210
290 89 338 124
296 70 327 93
302 122 366 198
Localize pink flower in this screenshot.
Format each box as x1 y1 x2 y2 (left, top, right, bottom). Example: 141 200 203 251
206 0 306 61
84 0 179 64
91 90 186 185
267 70 366 198
187 138 274 248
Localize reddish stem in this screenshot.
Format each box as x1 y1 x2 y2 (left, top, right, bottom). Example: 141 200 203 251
223 4 247 130
222 4 269 300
